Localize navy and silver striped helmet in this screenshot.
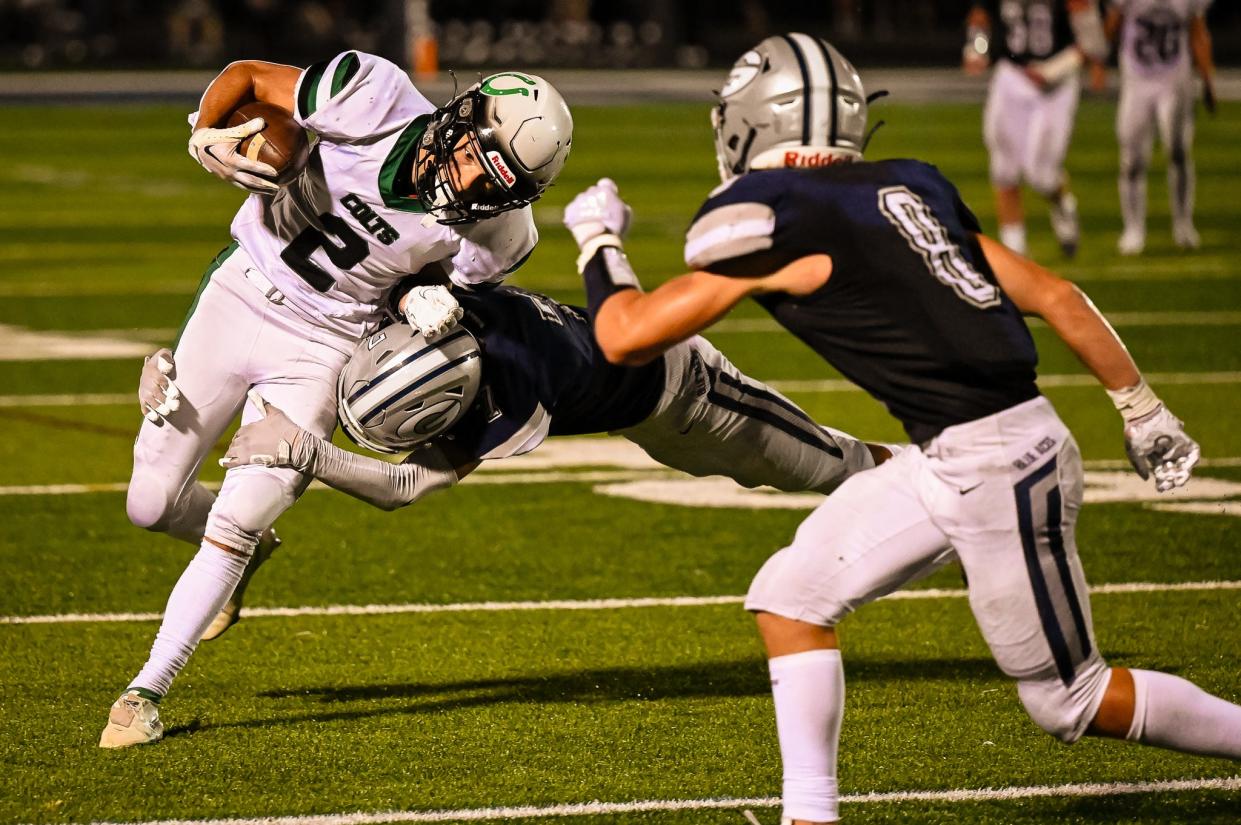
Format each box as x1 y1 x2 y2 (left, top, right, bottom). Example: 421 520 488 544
337 323 482 454
712 33 868 181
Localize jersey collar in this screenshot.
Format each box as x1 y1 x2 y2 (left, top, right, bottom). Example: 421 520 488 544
378 115 432 213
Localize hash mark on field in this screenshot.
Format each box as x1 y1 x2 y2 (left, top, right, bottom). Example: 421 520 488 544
49 776 1241 824
2 580 1238 626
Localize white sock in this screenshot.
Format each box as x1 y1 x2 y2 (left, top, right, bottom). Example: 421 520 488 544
1126 669 1241 759
998 223 1027 256
770 649 843 823
130 542 249 697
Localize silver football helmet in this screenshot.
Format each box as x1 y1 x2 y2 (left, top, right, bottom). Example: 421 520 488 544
712 33 869 181
337 323 482 454
416 72 573 225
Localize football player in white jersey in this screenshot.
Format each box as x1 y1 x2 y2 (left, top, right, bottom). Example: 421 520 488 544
100 53 572 748
1107 0 1216 254
964 1 1109 258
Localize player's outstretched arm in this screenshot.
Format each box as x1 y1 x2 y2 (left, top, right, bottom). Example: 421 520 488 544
564 178 830 365
220 391 475 510
979 234 1200 491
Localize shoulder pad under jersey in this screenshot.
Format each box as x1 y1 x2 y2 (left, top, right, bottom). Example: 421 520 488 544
295 51 433 142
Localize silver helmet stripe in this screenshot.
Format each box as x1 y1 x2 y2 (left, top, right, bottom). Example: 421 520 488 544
358 353 478 426
812 36 841 146
346 328 474 406
777 34 812 145
788 32 836 148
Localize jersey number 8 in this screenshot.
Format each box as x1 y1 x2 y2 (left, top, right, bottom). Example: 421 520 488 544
878 186 1001 309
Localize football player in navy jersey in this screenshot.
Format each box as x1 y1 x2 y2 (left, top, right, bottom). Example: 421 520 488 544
564 32 1240 825
216 282 889 552
963 1 1109 257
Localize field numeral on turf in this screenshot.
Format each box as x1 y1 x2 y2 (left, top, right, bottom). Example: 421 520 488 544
280 212 369 292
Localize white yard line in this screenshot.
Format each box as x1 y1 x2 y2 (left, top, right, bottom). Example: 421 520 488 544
41 775 1241 825
4 580 1238 626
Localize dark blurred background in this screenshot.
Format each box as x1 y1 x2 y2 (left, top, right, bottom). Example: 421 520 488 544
4 0 1241 72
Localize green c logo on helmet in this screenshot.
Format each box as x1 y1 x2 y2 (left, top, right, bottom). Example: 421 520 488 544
480 73 537 97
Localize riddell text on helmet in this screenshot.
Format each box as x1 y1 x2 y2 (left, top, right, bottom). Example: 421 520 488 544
783 151 851 168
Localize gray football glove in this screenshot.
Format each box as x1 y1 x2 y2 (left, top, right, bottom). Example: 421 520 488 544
563 178 633 247
139 348 181 425
188 119 280 195
1123 405 1201 493
402 285 463 341
219 390 310 470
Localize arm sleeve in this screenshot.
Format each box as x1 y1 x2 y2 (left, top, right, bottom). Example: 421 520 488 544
294 51 433 142
448 207 539 288
301 437 460 511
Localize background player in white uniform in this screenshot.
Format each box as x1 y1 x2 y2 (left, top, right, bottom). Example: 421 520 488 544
101 54 572 748
964 0 1108 257
1107 0 1217 254
566 33 1240 824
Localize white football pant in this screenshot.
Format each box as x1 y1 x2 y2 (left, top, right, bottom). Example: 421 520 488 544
127 243 354 552
748 396 1111 742
1117 73 1197 236
984 60 1081 197
617 336 874 496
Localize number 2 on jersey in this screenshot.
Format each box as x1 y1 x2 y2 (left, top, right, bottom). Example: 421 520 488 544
878 186 1000 309
280 213 369 292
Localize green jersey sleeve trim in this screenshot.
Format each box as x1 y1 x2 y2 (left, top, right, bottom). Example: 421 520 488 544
297 60 329 119
377 115 431 213
331 52 361 98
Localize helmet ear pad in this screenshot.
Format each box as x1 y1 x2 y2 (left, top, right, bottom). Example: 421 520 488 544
337 324 482 454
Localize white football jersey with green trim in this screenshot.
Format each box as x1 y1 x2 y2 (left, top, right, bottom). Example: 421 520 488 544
227 51 538 338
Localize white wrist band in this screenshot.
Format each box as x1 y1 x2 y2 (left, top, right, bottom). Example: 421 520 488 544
1106 378 1162 423
576 233 624 273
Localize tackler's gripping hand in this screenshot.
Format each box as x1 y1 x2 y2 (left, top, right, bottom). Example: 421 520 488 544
139 348 181 425
403 285 464 341
563 178 633 249
219 390 312 471
188 119 280 194
1123 405 1201 493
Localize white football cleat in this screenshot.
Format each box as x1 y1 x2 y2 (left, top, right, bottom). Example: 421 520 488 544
99 690 164 748
1173 221 1200 250
1117 228 1145 256
1049 192 1079 259
200 528 281 641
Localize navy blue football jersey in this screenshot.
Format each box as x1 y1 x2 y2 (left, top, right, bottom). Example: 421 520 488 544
685 161 1039 444
981 0 1075 65
441 286 665 460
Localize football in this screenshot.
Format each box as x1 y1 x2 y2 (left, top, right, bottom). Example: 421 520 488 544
226 101 310 185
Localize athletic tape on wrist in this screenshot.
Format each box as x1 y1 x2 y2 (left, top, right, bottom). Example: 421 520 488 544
575 234 625 273
581 243 640 318
1106 378 1163 423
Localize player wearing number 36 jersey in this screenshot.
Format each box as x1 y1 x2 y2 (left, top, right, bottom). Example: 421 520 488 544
101 52 572 748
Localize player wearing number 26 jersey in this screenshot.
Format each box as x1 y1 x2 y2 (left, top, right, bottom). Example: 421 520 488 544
1106 0 1217 255
565 33 1238 825
101 53 572 748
